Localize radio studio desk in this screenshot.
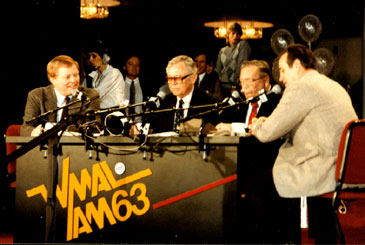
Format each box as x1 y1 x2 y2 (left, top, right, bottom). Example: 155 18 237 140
7 134 250 243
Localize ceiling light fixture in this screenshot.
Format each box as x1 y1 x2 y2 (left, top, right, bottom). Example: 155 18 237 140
80 0 120 19
204 20 273 39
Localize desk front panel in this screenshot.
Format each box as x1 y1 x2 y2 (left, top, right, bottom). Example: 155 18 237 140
13 136 238 243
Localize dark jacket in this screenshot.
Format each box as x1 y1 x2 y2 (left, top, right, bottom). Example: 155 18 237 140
150 87 219 133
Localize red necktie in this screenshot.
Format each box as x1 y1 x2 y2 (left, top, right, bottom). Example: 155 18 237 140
248 101 259 125
61 96 70 120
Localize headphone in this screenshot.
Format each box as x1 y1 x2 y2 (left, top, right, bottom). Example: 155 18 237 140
102 53 111 64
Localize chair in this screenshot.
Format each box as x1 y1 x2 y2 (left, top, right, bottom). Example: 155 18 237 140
5 124 21 188
300 119 365 244
329 119 365 244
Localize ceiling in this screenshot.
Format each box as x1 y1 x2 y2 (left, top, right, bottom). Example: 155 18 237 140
78 0 364 77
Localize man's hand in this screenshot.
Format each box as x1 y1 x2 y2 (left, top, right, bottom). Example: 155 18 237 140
31 124 43 137
248 116 267 135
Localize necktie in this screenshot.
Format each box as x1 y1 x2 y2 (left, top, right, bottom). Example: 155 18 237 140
248 101 259 125
61 96 70 120
129 80 135 114
173 99 184 132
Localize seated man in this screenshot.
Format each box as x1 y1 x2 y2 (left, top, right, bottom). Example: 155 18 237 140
216 59 281 135
150 55 219 134
250 44 358 243
216 60 287 243
21 55 100 136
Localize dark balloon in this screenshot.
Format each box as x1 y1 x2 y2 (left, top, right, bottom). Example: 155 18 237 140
270 29 295 55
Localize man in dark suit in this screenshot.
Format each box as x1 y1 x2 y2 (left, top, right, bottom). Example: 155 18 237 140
150 55 218 134
216 59 281 133
194 52 223 101
216 60 290 243
122 55 156 115
21 55 100 136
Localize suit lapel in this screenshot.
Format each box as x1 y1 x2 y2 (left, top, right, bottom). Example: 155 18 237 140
45 85 58 122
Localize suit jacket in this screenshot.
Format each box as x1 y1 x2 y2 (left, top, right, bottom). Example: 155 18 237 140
150 87 219 133
220 93 282 124
196 73 223 101
21 85 100 136
220 92 283 170
254 70 358 197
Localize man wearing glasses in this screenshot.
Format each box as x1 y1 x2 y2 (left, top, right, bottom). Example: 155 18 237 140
216 59 281 132
216 59 286 243
150 55 219 133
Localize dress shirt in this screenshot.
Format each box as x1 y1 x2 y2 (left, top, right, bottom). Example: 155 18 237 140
125 77 143 113
54 88 72 122
176 88 194 118
198 73 206 87
88 64 126 109
244 99 262 128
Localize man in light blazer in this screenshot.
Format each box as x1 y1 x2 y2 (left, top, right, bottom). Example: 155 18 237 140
21 55 100 136
250 44 357 243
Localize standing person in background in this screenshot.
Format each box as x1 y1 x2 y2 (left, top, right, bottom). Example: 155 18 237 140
215 22 251 97
122 55 154 115
194 52 223 101
85 42 126 109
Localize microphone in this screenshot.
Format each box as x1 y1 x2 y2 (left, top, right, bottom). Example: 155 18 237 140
145 84 171 109
266 84 282 96
72 89 88 101
104 111 130 136
234 84 282 103
231 90 244 102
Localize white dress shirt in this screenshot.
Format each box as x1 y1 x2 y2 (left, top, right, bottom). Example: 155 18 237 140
54 88 72 122
244 99 262 128
176 88 194 118
125 77 143 113
88 64 127 109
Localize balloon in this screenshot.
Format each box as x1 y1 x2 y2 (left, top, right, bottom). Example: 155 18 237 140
298 14 322 43
313 48 335 75
270 29 294 55
271 57 285 87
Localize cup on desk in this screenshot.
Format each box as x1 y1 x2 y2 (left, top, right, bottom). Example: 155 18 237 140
231 122 246 136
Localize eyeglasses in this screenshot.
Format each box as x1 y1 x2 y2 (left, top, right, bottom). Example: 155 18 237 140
166 73 192 84
240 75 266 85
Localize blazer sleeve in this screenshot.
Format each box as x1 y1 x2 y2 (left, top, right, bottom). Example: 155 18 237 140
20 88 49 136
253 83 313 142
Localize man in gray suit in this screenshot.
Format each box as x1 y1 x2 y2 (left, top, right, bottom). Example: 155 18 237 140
21 55 100 136
250 44 357 243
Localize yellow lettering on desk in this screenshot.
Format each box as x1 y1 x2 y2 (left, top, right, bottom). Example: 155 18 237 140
25 157 153 242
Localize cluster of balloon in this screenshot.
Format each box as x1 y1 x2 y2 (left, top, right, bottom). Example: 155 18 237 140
270 14 335 78
298 14 335 75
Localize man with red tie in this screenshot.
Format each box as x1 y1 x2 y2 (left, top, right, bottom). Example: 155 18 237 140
216 60 287 243
216 59 281 133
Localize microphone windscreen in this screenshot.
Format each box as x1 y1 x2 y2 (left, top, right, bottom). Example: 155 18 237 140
271 84 282 95
158 84 171 99
231 90 241 99
72 89 80 97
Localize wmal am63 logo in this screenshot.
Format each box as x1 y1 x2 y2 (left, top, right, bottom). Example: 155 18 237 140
26 157 152 241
